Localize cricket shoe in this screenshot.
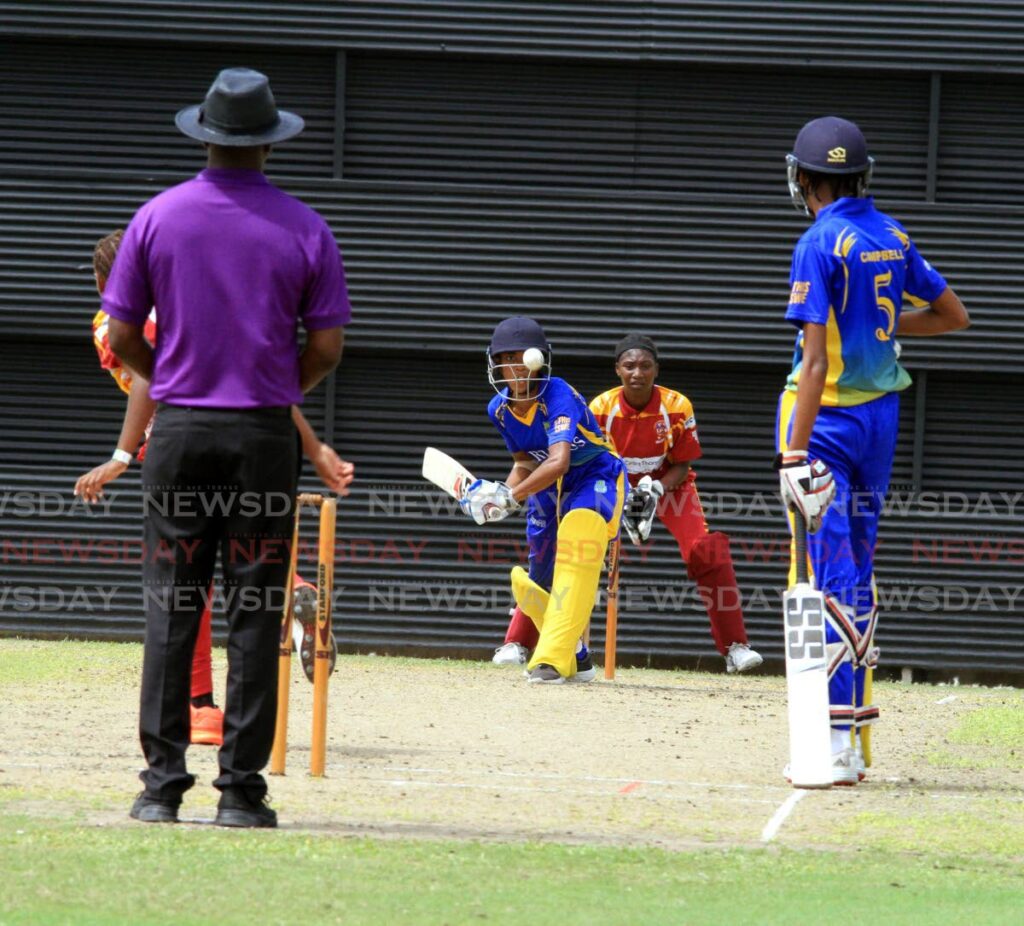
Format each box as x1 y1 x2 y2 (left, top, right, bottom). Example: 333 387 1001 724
291 580 337 683
492 642 529 665
832 747 860 786
854 747 867 782
526 664 566 685
570 648 597 683
725 642 763 674
190 704 224 747
129 791 179 824
214 788 277 829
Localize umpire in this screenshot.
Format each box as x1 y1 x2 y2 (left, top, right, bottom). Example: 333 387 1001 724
105 68 350 827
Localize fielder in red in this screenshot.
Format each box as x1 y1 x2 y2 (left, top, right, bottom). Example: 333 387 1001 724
589 334 762 674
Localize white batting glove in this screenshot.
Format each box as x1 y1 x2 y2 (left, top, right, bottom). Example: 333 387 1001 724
623 476 664 545
460 479 521 525
776 450 835 534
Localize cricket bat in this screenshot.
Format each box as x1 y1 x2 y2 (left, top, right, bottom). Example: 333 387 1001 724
422 447 476 500
783 512 834 789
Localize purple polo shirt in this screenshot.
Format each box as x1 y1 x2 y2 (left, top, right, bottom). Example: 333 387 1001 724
102 168 350 408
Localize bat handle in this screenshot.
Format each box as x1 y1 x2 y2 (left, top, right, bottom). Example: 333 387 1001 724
794 511 809 585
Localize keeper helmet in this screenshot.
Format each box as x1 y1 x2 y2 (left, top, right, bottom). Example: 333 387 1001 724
786 116 875 215
487 316 552 397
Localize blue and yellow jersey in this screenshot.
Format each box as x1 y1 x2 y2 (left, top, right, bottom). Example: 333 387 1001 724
487 376 617 476
784 197 947 407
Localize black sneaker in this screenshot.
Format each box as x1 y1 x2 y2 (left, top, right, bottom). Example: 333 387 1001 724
527 663 566 685
571 651 597 683
129 791 179 824
214 788 278 828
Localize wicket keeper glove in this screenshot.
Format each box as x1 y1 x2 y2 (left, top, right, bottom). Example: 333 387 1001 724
775 450 836 534
622 476 664 545
461 479 522 525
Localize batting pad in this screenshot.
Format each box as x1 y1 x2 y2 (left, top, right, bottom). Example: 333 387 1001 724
528 509 608 678
510 565 549 629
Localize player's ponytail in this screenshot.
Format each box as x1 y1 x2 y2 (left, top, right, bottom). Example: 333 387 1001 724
92 229 125 280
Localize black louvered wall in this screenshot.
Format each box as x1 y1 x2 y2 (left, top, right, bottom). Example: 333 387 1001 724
0 177 1016 368
1 8 1022 681
3 340 1022 675
0 3 1021 73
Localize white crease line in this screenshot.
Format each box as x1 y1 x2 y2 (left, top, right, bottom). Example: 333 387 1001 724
365 777 778 805
761 790 809 843
935 695 957 704
376 765 787 792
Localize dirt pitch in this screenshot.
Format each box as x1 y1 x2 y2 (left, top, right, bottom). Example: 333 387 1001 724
1 639 1023 856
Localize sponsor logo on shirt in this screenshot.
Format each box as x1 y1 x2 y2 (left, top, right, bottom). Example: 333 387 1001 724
594 480 607 494
552 415 571 434
623 454 666 474
789 280 811 305
654 420 669 444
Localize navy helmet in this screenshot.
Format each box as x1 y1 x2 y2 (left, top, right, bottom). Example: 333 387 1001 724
786 116 874 215
487 316 552 397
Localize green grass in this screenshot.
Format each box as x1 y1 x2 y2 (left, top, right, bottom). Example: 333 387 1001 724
835 803 1024 863
948 705 1024 749
0 638 141 686
1 817 1022 925
927 701 1024 771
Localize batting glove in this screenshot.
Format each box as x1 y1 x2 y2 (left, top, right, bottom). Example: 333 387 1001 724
461 479 522 525
775 450 836 534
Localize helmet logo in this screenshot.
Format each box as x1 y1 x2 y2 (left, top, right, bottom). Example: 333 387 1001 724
827 146 847 164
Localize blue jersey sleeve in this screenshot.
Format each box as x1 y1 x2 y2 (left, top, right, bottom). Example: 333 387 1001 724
544 379 584 447
784 236 832 328
903 239 947 305
487 397 521 454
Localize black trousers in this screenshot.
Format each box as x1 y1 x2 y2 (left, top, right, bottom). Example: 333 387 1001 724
138 405 297 802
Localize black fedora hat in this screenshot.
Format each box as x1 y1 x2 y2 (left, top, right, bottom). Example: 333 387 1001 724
175 68 304 146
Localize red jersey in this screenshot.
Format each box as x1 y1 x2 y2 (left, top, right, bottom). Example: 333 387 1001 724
92 308 157 395
91 307 158 458
589 385 701 486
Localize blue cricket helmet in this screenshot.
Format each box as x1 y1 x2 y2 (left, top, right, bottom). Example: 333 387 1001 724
786 116 875 214
488 316 550 356
487 316 552 398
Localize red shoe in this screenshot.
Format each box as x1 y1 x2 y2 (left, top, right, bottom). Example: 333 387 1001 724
190 704 224 746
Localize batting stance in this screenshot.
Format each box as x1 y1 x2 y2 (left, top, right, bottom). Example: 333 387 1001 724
590 334 762 674
777 116 969 783
463 316 625 683
490 486 558 666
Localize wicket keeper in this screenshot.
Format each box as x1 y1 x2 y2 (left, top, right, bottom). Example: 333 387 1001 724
590 334 762 674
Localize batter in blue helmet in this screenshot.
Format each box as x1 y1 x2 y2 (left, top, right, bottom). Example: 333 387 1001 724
776 116 970 784
462 316 626 683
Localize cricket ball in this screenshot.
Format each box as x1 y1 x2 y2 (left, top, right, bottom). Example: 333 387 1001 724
523 347 545 372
